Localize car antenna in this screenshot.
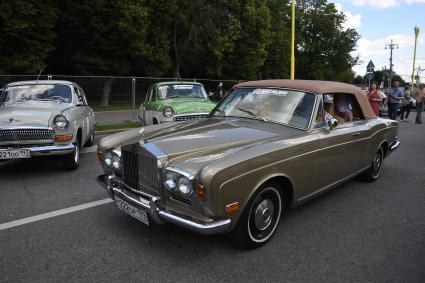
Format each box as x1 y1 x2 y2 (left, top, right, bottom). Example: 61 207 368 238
36 68 43 84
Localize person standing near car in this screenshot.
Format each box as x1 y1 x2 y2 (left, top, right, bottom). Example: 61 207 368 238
387 81 404 120
415 84 425 124
367 81 382 116
400 85 412 121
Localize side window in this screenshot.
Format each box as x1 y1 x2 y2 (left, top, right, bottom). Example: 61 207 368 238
145 87 153 102
314 97 326 128
332 93 364 122
73 87 86 105
78 88 88 105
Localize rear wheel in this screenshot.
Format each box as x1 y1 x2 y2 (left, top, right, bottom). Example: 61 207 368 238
360 147 383 182
63 140 80 170
230 182 283 249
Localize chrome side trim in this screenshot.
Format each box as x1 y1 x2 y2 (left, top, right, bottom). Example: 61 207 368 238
166 166 195 180
142 142 167 159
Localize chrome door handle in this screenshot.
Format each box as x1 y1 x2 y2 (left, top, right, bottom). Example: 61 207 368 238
351 132 360 136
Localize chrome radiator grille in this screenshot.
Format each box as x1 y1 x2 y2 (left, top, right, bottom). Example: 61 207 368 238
122 143 160 197
174 114 208 122
0 128 53 143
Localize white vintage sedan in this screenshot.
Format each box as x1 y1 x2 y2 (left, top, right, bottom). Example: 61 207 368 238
0 80 95 169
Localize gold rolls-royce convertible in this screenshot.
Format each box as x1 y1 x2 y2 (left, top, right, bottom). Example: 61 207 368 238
96 80 400 248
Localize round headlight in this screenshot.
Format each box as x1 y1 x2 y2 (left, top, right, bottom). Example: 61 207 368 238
54 115 68 128
163 107 174 118
178 177 193 195
164 171 177 190
104 152 112 166
112 154 120 170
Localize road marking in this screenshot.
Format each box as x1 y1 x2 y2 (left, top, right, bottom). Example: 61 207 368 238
0 198 113 231
81 145 98 154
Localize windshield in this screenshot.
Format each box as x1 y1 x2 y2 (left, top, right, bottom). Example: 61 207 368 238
4 84 73 103
212 88 316 129
157 84 207 100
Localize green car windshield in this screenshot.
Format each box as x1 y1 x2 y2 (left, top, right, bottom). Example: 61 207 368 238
4 84 73 103
212 88 316 129
158 84 207 100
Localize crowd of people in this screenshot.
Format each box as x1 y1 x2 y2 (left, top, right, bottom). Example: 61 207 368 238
366 81 425 124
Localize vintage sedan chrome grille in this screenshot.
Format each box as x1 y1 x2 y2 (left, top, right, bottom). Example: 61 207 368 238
0 129 53 144
122 143 160 197
174 114 208 122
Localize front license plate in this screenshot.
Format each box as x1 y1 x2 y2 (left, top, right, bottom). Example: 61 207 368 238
0 149 31 160
115 196 150 226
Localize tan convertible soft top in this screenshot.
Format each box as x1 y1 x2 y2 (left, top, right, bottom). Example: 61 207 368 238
234 80 377 119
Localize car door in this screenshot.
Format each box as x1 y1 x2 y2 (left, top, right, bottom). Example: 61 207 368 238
73 87 89 142
78 87 94 137
316 95 367 189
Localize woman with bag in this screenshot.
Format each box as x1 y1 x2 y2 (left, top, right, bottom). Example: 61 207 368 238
367 81 382 116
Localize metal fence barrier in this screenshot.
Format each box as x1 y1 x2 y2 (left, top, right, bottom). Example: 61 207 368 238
0 75 241 119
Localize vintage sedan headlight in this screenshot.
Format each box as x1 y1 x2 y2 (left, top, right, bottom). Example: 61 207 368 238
54 115 68 128
164 167 194 195
163 107 174 118
178 177 193 195
103 148 121 171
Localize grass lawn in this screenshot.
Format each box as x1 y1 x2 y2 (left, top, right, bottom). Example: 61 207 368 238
95 120 141 132
91 100 144 112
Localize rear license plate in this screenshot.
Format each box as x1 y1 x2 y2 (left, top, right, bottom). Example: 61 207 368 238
115 196 150 226
0 149 31 160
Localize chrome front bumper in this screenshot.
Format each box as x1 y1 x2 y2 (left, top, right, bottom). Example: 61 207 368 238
29 144 75 156
96 174 232 235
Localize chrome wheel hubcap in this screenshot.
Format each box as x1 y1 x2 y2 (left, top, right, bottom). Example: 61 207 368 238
254 199 275 230
372 151 382 177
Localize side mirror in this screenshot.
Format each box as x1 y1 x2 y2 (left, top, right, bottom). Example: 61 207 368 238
327 118 338 129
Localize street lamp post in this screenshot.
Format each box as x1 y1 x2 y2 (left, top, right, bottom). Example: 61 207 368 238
411 26 420 92
290 0 295 80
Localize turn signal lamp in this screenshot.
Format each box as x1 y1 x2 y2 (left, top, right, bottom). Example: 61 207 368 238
226 202 240 213
196 185 206 200
55 135 73 142
97 151 104 162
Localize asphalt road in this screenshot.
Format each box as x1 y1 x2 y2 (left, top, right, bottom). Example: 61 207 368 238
1 122 424 282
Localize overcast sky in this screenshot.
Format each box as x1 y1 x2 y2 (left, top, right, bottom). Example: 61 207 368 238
333 0 425 83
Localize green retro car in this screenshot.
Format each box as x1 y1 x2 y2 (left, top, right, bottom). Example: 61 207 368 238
139 81 217 125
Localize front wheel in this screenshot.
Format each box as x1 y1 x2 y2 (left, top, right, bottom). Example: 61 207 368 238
230 182 283 249
63 140 80 170
360 147 384 182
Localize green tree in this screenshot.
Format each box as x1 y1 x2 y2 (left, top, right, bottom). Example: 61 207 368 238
294 0 359 82
225 0 272 80
0 0 57 74
48 0 150 76
259 0 291 79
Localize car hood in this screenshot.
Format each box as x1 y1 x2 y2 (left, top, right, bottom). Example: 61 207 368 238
0 101 72 127
161 98 216 114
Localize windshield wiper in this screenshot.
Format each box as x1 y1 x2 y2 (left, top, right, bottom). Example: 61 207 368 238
237 108 267 122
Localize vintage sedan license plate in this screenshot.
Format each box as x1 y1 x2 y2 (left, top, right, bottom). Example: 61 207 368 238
0 149 31 159
115 196 150 226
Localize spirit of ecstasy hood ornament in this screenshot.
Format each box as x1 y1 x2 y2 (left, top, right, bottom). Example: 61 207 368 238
138 128 145 146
